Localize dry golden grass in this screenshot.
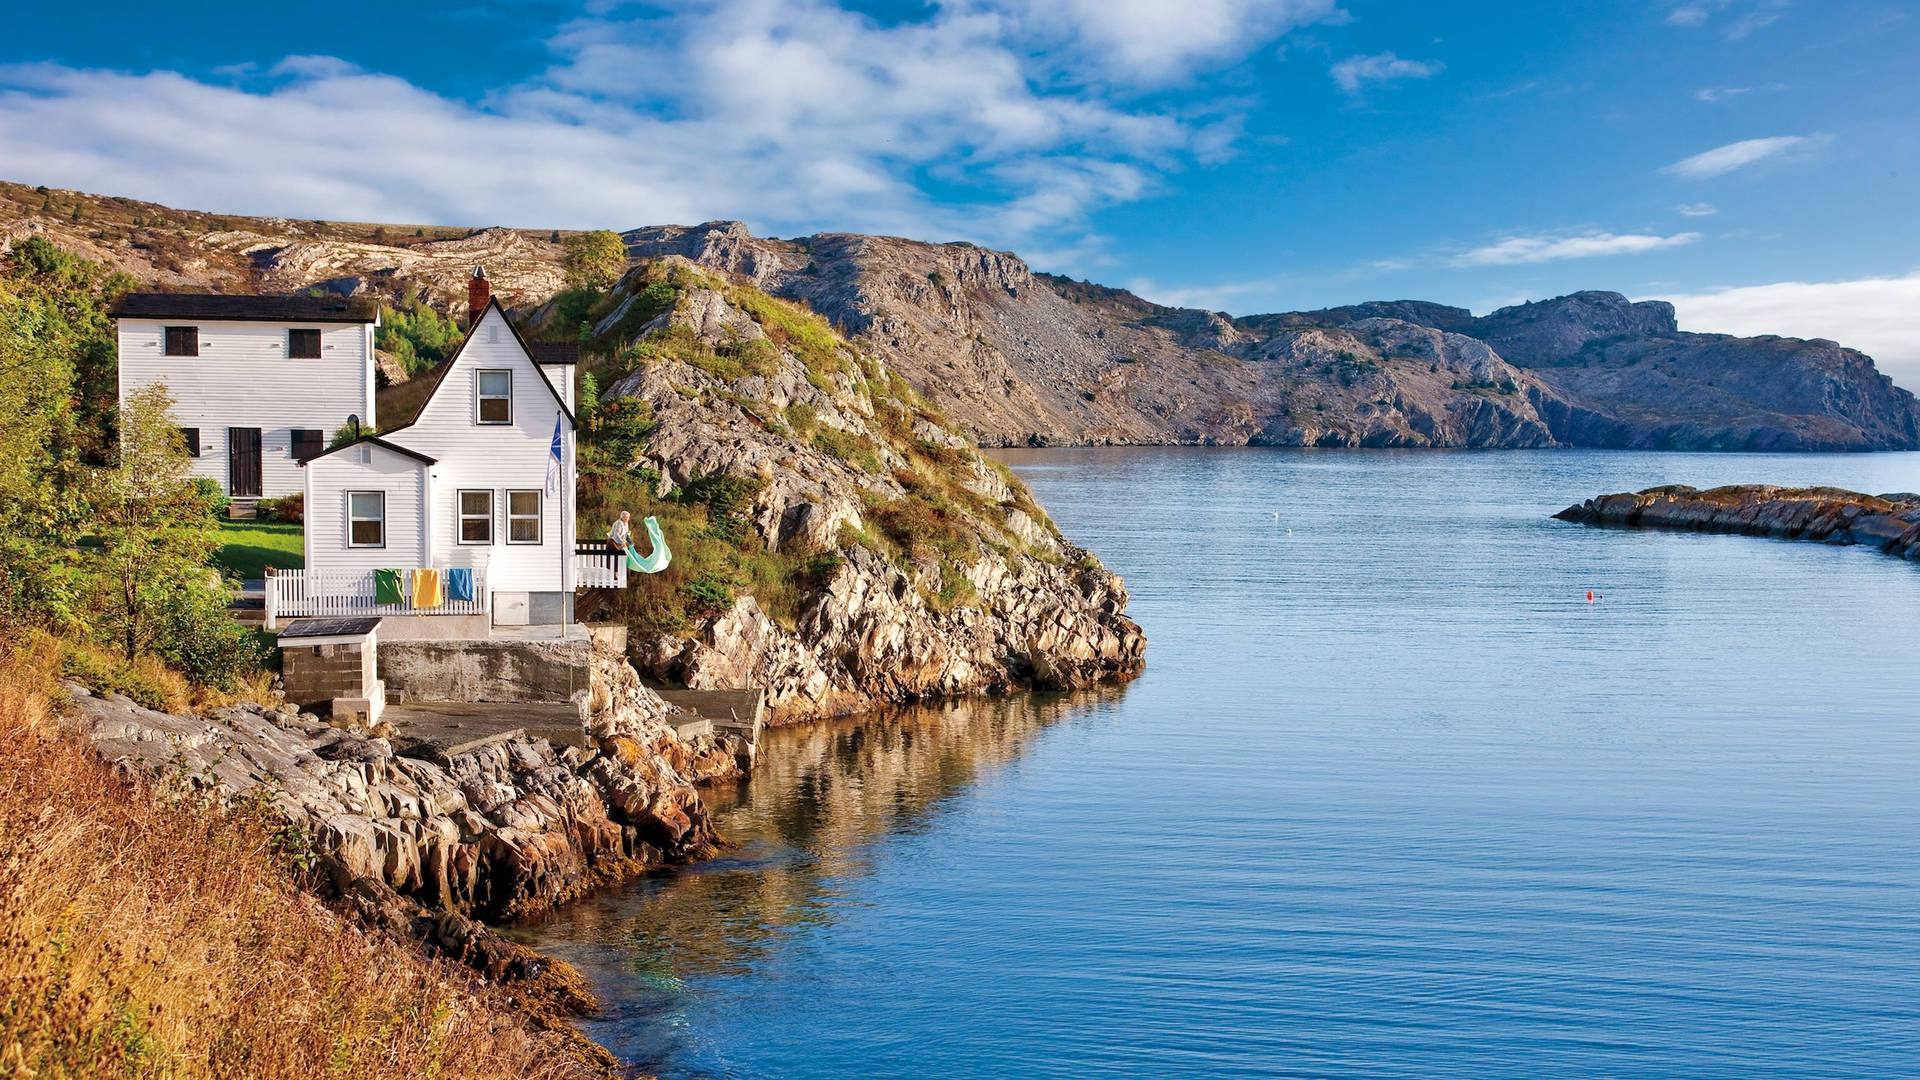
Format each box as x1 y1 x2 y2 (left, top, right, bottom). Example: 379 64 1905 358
0 637 603 1080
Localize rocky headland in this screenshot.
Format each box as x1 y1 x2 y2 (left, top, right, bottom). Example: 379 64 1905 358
59 646 744 985
1554 485 1920 561
551 259 1147 722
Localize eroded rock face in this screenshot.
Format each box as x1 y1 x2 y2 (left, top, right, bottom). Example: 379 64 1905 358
1554 485 1920 561
590 271 1146 721
618 222 1919 452
60 646 742 922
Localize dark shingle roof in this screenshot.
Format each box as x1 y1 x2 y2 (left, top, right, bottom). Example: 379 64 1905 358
297 435 435 467
278 616 382 640
527 342 581 366
111 293 380 323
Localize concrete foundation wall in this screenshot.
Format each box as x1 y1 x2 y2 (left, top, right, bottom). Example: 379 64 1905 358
378 637 592 704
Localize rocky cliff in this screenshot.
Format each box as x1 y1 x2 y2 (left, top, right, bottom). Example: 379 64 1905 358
551 259 1146 722
626 223 1920 452
1555 485 1920 561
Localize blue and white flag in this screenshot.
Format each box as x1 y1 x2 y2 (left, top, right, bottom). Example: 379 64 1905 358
545 413 564 496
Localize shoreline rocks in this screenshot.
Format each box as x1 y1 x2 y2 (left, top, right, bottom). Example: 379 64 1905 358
59 644 743 926
1554 484 1920 560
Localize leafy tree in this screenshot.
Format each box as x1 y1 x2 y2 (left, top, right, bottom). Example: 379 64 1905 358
376 292 463 376
93 384 224 661
563 230 628 291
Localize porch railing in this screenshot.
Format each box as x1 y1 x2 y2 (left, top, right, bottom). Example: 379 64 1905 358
265 567 488 630
575 545 629 589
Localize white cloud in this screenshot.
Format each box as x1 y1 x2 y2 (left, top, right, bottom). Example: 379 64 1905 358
977 0 1343 85
1676 202 1720 216
1666 0 1793 38
1661 134 1827 179
1694 86 1751 103
1452 230 1702 267
1330 52 1444 94
1655 273 1920 388
0 0 1322 254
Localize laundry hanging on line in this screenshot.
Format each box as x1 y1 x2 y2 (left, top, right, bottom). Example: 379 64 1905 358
626 515 673 574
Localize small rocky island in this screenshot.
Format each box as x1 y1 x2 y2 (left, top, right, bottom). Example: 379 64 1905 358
1555 485 1920 562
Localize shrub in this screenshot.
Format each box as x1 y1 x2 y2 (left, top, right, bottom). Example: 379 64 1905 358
192 476 230 518
257 492 303 524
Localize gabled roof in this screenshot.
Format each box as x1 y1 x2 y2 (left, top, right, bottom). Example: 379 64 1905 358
381 296 576 431
112 293 380 323
297 434 436 467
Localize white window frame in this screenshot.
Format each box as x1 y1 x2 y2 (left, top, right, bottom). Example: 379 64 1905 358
477 369 512 425
506 490 542 545
457 489 494 545
347 491 386 549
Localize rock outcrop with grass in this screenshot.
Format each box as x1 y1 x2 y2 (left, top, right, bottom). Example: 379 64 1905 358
1554 485 1920 561
62 645 742 923
547 259 1146 721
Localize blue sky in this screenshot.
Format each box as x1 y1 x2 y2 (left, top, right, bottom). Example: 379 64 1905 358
3 0 1917 380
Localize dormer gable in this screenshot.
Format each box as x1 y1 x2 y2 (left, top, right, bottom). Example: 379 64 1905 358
382 298 575 437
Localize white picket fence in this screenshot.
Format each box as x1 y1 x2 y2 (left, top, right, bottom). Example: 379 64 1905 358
575 546 629 589
265 567 488 630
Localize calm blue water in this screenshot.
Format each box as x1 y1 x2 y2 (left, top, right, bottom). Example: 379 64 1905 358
521 449 1920 1079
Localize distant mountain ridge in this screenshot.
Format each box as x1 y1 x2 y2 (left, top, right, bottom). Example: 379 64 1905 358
4 181 1912 452
625 222 1920 452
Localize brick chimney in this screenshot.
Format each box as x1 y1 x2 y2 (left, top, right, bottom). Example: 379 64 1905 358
467 266 490 327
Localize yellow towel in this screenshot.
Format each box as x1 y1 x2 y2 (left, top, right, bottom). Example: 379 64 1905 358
410 569 444 609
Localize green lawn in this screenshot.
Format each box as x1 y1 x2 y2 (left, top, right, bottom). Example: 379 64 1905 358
215 520 304 578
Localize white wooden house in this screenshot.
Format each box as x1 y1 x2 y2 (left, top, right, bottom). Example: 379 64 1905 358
113 293 380 499
278 298 616 629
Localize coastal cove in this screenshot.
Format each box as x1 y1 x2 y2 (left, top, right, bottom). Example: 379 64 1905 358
518 448 1920 1080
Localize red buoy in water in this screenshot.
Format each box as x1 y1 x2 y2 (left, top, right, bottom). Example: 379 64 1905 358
1586 590 1595 602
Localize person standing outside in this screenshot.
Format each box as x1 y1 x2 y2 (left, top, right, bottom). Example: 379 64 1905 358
607 510 633 553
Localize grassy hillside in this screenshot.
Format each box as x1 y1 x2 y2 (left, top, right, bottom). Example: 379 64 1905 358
0 635 601 1079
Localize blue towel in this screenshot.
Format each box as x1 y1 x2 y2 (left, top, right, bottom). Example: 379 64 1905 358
446 567 475 603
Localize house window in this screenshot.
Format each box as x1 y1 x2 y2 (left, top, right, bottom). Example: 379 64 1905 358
164 326 198 356
289 328 322 359
507 490 541 544
291 429 324 462
458 490 493 544
347 491 385 548
477 370 512 424
179 427 200 458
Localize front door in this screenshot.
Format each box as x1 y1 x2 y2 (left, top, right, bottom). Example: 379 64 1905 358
228 427 262 497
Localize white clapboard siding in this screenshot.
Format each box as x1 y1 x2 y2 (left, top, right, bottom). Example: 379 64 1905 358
118 318 376 497
303 442 429 577
394 306 574 595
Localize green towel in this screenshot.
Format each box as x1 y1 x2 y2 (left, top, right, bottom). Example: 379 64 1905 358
374 568 404 605
625 516 673 574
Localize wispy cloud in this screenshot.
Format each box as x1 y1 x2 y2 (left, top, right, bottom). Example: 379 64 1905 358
1452 230 1702 267
1676 202 1720 217
0 0 1342 256
1330 52 1444 94
1655 272 1920 387
1661 134 1828 179
1666 0 1793 38
1694 86 1751 103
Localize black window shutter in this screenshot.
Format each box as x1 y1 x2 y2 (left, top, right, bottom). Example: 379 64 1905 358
289 329 322 358
164 326 199 356
291 429 324 462
180 427 200 457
